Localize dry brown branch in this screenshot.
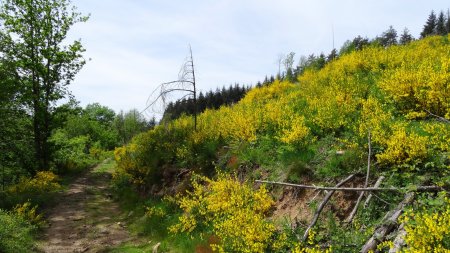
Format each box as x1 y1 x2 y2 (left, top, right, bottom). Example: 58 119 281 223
302 174 355 242
142 45 198 130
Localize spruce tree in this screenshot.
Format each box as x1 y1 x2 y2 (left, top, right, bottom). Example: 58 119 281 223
436 11 447 35
421 10 437 38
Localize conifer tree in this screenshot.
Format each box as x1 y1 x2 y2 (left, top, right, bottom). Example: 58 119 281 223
379 26 398 47
436 11 447 35
400 28 414 45
421 10 437 38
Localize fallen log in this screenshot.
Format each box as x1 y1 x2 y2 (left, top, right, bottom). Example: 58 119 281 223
302 174 355 242
388 224 406 253
255 180 442 192
360 192 414 253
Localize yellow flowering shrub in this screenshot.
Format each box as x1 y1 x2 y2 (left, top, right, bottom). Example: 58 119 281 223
422 122 450 154
169 175 276 253
397 195 450 252
145 206 166 218
13 202 44 226
358 97 392 144
8 171 61 195
379 37 450 120
376 124 429 167
290 229 332 253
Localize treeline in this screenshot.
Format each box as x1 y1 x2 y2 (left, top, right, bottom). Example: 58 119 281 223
421 10 450 38
162 84 250 121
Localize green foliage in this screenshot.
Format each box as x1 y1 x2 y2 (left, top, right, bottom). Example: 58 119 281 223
115 109 152 145
0 61 35 182
50 129 96 173
64 105 119 150
0 209 36 253
0 0 89 170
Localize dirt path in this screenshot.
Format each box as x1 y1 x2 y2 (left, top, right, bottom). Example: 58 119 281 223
36 161 131 253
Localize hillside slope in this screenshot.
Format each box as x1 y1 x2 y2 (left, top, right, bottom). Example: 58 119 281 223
114 35 450 252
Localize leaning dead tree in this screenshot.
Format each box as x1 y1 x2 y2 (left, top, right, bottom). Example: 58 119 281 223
142 45 198 130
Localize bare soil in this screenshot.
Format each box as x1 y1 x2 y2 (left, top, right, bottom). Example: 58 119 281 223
36 164 131 253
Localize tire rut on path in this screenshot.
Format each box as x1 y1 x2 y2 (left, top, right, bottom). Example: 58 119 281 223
37 165 131 253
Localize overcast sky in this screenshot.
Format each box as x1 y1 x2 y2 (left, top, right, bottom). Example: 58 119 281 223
67 0 449 117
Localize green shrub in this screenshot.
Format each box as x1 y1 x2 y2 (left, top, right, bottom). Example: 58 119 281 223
0 209 35 252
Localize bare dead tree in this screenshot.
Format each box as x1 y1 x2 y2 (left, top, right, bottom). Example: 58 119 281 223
142 45 198 130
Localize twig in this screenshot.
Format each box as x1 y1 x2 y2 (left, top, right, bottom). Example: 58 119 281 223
370 192 392 206
302 174 355 242
256 180 442 192
364 176 386 208
424 108 450 124
307 190 322 205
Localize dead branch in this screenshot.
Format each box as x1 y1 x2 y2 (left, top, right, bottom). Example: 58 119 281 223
256 180 442 192
360 192 414 253
424 108 450 124
302 174 355 242
364 176 386 208
345 132 372 223
346 190 365 223
370 192 392 206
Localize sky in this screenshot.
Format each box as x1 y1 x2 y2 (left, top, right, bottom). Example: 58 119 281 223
67 0 449 118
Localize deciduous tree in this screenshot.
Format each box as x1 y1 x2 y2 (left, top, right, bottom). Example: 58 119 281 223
0 0 88 171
